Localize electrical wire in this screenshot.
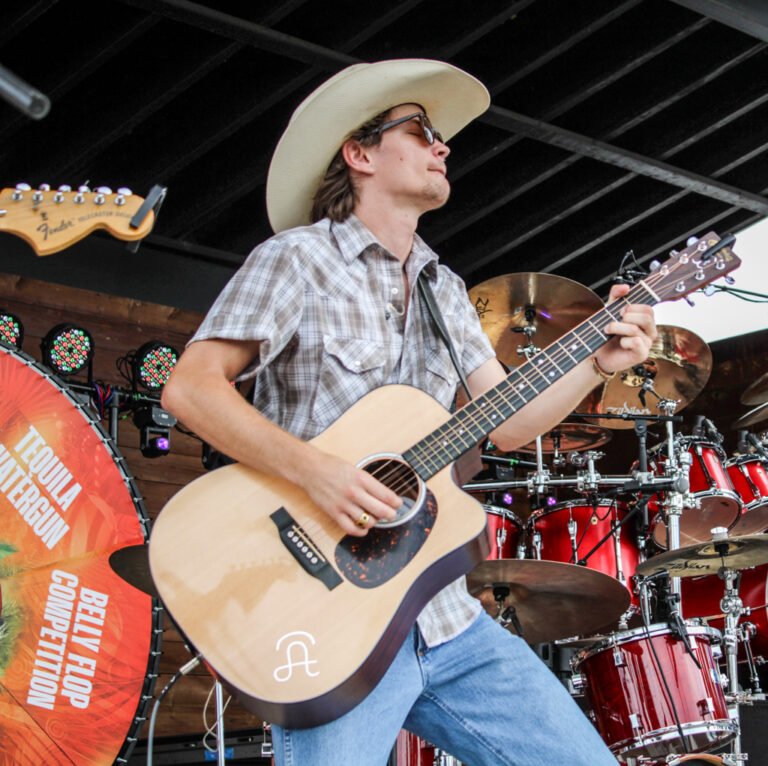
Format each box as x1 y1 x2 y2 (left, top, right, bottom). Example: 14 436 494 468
202 681 232 753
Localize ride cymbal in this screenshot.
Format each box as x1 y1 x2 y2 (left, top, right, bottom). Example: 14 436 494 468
733 401 768 430
467 559 630 644
579 325 712 429
518 422 612 453
467 273 603 368
636 534 768 578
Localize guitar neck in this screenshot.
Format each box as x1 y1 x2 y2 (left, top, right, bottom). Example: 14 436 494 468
403 280 658 480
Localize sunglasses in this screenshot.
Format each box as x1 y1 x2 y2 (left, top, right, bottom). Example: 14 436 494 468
374 112 444 145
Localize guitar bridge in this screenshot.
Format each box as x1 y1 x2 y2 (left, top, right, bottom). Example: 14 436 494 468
270 507 342 590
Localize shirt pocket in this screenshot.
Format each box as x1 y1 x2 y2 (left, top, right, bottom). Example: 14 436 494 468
424 345 460 409
311 335 388 427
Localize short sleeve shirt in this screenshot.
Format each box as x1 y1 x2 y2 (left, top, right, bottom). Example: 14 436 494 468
192 215 496 645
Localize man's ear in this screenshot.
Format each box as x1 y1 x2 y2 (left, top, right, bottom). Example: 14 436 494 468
342 139 376 176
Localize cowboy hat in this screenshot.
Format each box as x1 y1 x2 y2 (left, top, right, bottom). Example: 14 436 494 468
266 59 490 233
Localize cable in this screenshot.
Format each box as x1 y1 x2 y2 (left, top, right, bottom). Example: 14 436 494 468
146 654 202 766
202 681 232 753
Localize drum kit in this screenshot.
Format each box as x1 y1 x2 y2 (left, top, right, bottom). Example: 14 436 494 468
436 273 768 766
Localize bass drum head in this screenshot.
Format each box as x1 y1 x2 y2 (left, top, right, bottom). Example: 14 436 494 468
0 345 161 765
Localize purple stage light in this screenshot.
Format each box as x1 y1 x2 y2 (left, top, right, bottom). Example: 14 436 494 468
546 495 557 506
503 493 513 505
155 437 170 451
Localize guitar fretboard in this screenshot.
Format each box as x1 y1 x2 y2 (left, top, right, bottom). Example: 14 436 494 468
403 281 658 479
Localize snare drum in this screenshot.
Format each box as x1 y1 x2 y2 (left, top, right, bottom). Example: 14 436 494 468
681 564 768 659
650 439 741 548
483 504 523 559
573 624 735 761
527 499 639 602
725 455 768 536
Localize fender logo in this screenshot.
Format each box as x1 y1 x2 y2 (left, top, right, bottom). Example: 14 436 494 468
36 219 74 240
273 631 319 683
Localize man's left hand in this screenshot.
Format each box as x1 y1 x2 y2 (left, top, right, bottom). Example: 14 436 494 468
593 283 657 374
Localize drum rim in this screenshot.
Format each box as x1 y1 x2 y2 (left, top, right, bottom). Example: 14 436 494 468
609 719 737 759
574 622 722 664
481 503 523 525
529 497 627 519
725 454 768 468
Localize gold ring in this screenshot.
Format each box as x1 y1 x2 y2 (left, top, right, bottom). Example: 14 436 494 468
355 512 371 529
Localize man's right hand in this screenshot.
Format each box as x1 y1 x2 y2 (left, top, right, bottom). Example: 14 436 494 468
298 450 401 537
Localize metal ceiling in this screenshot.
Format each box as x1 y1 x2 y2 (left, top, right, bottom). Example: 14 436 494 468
1 0 767 305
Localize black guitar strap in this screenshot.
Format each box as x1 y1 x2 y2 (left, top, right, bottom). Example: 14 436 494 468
417 271 472 402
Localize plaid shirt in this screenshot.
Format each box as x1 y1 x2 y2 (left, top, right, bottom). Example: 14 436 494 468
192 215 496 646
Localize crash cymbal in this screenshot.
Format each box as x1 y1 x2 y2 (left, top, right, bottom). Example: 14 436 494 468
733 401 768 430
467 559 630 644
580 325 712 429
518 422 612 453
636 534 768 578
467 273 603 368
108 544 158 598
741 370 768 406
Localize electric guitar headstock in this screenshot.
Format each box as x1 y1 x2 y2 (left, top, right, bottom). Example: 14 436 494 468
640 231 741 303
0 183 156 255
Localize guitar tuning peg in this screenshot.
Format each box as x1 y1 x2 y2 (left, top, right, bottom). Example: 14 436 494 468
724 275 736 285
684 296 695 307
686 236 699 246
116 187 132 197
15 182 32 191
95 186 112 195
649 260 661 271
38 183 51 191
58 184 72 192
78 184 90 193
669 249 679 256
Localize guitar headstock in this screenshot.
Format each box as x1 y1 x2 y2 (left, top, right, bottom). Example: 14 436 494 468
0 183 155 255
643 231 741 303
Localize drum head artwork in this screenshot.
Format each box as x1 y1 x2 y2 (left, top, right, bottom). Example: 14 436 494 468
0 346 160 765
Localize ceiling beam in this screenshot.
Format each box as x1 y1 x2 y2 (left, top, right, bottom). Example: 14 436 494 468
482 104 768 215
670 0 768 43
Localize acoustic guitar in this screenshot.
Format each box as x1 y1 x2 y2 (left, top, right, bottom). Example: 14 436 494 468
0 184 155 255
149 233 740 728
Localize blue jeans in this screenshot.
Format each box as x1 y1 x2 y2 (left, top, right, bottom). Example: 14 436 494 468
272 612 617 765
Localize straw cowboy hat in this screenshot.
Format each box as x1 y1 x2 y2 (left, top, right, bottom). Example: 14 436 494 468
265 58 490 233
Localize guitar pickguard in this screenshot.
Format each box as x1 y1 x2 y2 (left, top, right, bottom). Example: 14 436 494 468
334 490 438 588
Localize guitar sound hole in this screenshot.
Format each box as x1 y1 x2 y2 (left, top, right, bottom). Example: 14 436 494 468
358 455 424 528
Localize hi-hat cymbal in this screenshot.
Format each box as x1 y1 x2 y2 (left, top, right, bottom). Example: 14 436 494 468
467 273 603 368
518 422 612 453
109 544 158 598
467 559 630 644
579 325 712 429
636 534 768 578
741 370 768 406
732 401 768 430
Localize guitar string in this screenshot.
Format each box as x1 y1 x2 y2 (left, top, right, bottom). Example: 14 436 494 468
297 247 731 535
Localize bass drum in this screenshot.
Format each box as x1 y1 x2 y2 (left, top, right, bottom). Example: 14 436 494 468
0 345 161 766
681 564 768 659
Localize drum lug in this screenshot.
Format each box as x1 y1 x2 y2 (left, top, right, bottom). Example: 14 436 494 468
628 712 642 732
571 672 586 692
613 647 626 667
698 696 716 716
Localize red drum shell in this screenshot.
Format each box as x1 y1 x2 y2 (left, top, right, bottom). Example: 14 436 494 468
574 624 735 761
650 440 741 548
528 499 639 603
726 456 768 536
681 564 768 659
395 730 435 766
483 504 523 560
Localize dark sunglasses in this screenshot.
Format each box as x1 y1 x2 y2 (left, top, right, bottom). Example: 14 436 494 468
374 112 444 145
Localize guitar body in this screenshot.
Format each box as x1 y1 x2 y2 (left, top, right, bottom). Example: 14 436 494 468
149 385 488 728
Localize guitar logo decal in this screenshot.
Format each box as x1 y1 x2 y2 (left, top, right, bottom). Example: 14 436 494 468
273 631 319 682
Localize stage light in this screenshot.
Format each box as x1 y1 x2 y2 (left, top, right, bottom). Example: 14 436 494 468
133 341 179 391
0 310 23 350
41 323 94 376
133 404 176 458
546 495 557 507
502 492 514 506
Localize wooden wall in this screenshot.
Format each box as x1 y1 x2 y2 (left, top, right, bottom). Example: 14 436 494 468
0 273 264 742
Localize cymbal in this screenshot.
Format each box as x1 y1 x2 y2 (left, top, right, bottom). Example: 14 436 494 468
467 559 630 644
636 534 768 578
467 273 603 368
741 370 768 406
108 544 158 598
518 422 612 453
732 401 768 430
580 325 712 429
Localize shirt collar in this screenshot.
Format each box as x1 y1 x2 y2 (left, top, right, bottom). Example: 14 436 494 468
330 215 439 281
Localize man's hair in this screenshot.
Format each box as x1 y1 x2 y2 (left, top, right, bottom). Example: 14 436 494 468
311 109 391 224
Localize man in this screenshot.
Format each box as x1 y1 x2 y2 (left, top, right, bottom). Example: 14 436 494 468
162 59 655 765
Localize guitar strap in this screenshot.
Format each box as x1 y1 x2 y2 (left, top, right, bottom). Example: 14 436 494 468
417 271 472 402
